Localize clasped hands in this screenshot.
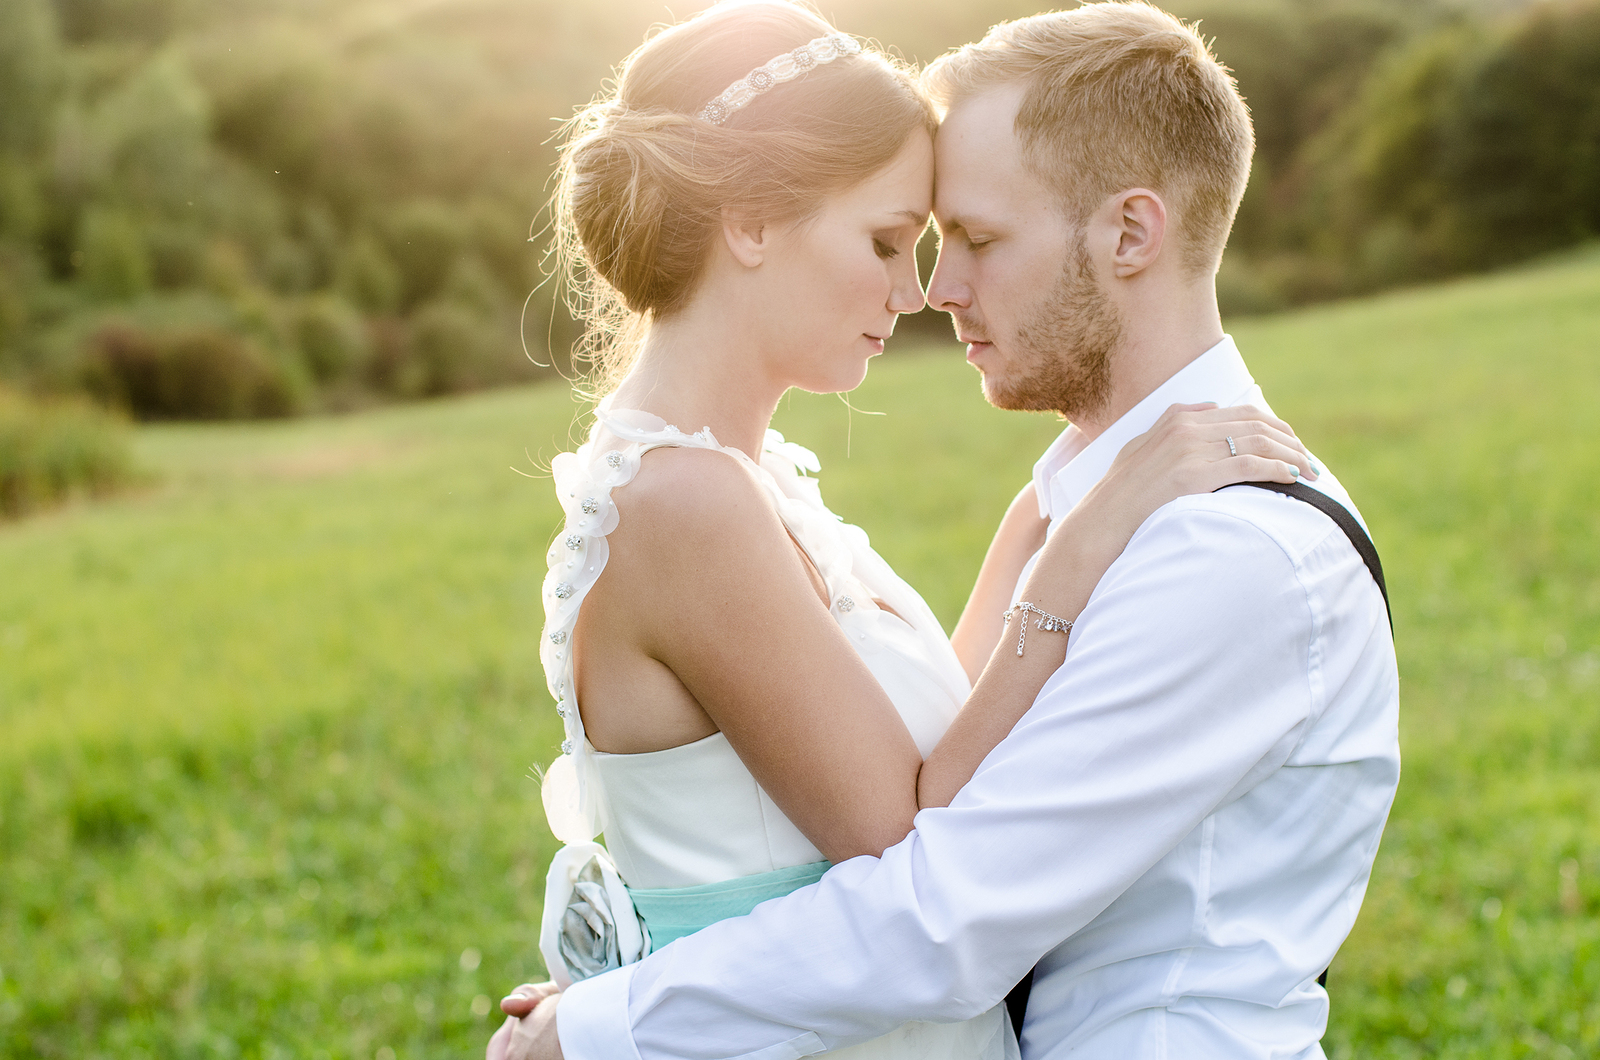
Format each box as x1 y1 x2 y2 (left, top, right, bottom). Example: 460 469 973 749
486 983 564 1060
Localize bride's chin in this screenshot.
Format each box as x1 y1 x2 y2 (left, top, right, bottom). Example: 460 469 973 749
838 361 874 392
793 362 872 396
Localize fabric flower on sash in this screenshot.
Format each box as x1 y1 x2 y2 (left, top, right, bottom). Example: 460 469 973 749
538 842 651 989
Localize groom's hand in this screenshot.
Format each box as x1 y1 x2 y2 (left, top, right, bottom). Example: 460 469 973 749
487 984 563 1060
499 982 559 1018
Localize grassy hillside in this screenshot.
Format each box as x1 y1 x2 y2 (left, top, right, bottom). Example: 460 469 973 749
2 246 1598 1057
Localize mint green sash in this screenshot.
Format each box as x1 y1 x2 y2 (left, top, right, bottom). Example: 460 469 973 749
627 860 831 948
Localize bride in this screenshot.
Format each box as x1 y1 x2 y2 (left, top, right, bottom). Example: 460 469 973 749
496 3 1313 1057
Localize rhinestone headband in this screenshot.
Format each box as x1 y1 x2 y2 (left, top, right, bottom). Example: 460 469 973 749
697 33 862 125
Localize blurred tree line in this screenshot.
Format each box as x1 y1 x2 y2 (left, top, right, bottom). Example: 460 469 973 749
0 0 1596 422
0 0 617 420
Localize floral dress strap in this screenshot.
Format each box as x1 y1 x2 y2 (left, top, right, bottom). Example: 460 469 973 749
536 409 840 988
538 407 857 843
538 410 727 844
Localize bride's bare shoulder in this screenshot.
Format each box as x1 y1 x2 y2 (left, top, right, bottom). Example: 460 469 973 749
605 445 789 562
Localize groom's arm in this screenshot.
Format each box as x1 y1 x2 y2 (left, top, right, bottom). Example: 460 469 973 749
558 499 1331 1060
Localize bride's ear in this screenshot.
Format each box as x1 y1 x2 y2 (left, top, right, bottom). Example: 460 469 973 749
720 207 770 268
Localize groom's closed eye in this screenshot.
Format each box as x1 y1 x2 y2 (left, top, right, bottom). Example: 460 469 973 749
934 219 993 252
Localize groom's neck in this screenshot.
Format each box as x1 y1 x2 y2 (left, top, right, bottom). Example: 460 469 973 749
1072 277 1225 440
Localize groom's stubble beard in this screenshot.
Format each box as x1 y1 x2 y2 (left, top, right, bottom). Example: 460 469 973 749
981 230 1121 422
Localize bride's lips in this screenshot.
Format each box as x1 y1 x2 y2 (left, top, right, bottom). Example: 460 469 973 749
864 334 886 354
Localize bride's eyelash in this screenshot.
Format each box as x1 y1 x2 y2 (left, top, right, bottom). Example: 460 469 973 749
873 238 900 260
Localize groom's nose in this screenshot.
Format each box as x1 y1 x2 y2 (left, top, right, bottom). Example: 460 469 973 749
926 253 971 314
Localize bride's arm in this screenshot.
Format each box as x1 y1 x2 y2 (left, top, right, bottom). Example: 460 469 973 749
917 504 1124 809
918 403 1314 809
597 445 928 863
949 483 1048 683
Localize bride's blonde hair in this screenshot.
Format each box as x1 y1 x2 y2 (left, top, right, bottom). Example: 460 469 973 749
552 1 935 394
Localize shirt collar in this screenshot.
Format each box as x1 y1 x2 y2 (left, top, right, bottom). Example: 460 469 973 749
1032 335 1264 521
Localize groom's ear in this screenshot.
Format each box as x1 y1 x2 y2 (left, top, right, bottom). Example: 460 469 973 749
1108 189 1167 279
721 207 770 268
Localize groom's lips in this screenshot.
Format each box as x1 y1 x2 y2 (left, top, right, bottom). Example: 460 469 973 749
961 336 994 362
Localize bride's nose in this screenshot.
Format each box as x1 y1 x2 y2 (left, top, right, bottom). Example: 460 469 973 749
888 260 926 315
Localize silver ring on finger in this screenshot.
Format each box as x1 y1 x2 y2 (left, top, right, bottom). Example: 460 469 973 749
1226 435 1237 457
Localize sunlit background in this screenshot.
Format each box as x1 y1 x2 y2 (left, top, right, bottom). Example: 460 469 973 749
1 1 1597 1057
1 0 1593 438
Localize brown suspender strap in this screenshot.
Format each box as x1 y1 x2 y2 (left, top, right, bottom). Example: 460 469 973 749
1242 480 1391 627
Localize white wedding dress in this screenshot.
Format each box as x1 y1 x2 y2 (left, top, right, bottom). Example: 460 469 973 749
538 408 1016 1060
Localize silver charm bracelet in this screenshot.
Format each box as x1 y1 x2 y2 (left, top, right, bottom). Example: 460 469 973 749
1002 601 1074 656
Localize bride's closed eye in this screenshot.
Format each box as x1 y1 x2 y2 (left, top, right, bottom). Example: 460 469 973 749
873 237 901 260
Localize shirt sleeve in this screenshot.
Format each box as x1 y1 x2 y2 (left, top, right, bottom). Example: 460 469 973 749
557 501 1322 1060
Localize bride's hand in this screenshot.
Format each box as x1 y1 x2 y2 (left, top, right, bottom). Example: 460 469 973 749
1079 402 1314 546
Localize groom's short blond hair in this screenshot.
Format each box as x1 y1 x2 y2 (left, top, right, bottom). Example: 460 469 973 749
924 2 1253 276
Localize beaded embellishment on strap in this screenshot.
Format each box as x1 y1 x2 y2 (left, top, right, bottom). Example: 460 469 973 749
697 33 862 125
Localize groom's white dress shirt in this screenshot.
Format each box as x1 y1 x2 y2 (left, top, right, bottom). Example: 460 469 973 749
556 337 1401 1060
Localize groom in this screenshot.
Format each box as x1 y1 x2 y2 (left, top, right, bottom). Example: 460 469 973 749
504 3 1399 1057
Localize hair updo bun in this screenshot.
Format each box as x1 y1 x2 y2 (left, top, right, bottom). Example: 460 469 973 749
552 1 935 393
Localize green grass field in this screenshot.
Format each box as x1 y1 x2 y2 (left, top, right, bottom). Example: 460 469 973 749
3 246 1598 1059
